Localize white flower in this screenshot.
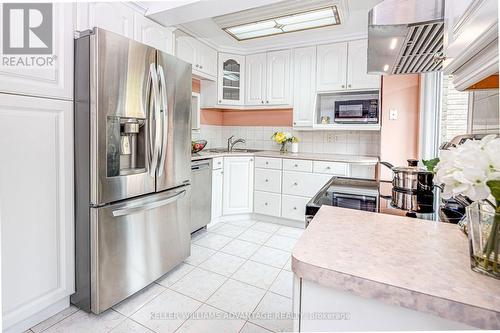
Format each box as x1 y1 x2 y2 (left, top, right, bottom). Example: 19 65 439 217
435 135 500 201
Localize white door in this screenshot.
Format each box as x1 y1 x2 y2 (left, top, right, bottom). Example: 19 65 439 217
0 3 74 100
77 2 135 38
134 13 173 54
347 39 381 90
218 53 245 105
223 157 254 215
266 50 291 105
292 46 316 127
245 53 267 105
0 94 74 331
316 42 347 91
197 43 218 78
175 32 198 66
211 169 224 220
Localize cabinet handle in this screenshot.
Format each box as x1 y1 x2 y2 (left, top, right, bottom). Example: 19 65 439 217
200 65 203 69
293 182 298 186
266 100 269 103
195 64 199 68
265 162 269 165
218 162 221 165
265 202 268 206
219 100 222 103
326 166 331 169
348 84 351 88
293 207 297 210
261 100 264 104
342 85 345 88
294 164 298 167
265 179 269 182
293 122 296 125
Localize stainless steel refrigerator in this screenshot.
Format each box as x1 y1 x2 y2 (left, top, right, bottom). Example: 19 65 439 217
73 28 192 314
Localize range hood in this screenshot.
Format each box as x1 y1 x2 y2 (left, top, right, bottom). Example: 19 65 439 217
367 0 444 75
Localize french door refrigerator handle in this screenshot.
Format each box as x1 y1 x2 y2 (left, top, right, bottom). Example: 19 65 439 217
147 63 161 177
112 190 186 217
157 65 168 177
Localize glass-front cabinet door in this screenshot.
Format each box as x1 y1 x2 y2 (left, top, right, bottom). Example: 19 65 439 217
218 53 245 105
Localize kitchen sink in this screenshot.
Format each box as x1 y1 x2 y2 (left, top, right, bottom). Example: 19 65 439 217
205 148 263 153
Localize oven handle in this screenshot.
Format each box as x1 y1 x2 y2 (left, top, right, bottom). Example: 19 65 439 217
112 190 186 217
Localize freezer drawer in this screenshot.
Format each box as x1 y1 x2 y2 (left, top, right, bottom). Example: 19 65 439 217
90 186 191 313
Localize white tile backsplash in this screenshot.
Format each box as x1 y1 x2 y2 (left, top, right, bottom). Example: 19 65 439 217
192 125 380 156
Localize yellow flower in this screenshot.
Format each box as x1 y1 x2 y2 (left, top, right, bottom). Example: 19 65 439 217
273 132 286 144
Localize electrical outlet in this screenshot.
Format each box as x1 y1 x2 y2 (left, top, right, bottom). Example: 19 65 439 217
389 109 399 120
326 133 335 143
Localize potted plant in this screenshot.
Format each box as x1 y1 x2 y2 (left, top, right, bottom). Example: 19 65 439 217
271 132 299 153
434 134 500 278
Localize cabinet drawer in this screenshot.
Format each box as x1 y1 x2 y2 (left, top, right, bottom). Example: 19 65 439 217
254 191 281 217
255 157 282 169
213 157 223 170
282 171 331 197
283 159 313 172
281 195 310 221
254 168 282 193
350 164 376 180
313 161 348 176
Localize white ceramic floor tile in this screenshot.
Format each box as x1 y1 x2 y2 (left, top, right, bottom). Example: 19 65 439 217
220 239 261 259
176 304 245 333
31 305 79 333
240 321 273 333
232 261 281 290
171 267 227 302
250 222 280 234
112 282 166 316
131 289 202 333
206 279 266 319
269 270 293 298
283 257 292 271
264 235 297 252
194 233 233 250
250 246 290 268
275 226 304 239
42 309 125 333
211 223 247 237
184 244 216 266
109 318 154 333
199 252 245 277
226 219 257 228
251 292 293 332
238 229 274 245
156 262 195 287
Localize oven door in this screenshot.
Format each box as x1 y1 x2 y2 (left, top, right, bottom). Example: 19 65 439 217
332 192 378 212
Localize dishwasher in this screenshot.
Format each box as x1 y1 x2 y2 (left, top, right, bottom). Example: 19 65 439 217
190 159 212 233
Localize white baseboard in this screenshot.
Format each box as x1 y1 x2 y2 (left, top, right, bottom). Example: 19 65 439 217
4 297 69 333
252 214 306 229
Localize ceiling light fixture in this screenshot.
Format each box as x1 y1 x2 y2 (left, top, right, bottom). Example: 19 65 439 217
389 38 398 50
383 64 389 71
223 6 341 41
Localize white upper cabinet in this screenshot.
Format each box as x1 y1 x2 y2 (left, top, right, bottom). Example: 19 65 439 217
175 31 217 78
77 2 135 37
292 46 316 127
316 42 347 91
223 156 254 215
0 3 74 100
266 49 291 105
134 13 173 54
347 39 380 90
218 53 245 105
245 53 267 105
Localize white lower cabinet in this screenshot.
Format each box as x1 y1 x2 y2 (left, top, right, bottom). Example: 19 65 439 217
254 191 281 217
0 94 74 332
223 156 254 215
254 168 282 193
211 168 224 220
313 161 349 176
281 195 310 221
282 171 331 198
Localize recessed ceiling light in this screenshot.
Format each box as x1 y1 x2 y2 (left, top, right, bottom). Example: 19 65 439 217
223 6 341 41
383 64 389 71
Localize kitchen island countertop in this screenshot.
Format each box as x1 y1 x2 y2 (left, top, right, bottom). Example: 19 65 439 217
292 206 500 329
192 150 379 164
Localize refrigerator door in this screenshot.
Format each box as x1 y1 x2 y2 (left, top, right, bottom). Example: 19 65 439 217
156 51 192 192
89 185 191 314
90 28 158 205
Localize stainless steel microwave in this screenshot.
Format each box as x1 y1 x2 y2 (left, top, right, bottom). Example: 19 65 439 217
317 90 380 125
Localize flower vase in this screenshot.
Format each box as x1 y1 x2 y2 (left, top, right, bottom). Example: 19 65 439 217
291 142 299 153
467 202 500 279
280 142 287 153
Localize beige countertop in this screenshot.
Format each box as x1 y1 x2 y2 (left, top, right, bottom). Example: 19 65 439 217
191 150 379 164
291 206 500 329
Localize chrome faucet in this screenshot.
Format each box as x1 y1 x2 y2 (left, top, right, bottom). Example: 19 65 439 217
227 135 246 152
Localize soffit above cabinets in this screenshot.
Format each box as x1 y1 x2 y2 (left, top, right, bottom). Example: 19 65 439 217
172 0 383 54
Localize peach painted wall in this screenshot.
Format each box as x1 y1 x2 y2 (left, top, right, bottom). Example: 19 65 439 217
379 74 421 181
